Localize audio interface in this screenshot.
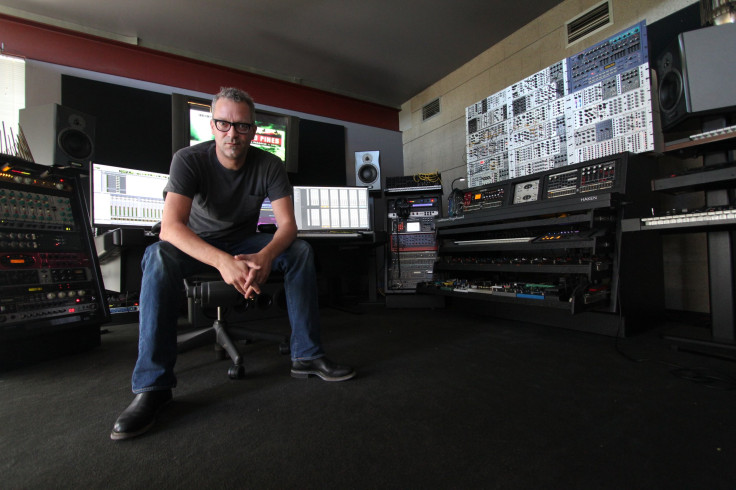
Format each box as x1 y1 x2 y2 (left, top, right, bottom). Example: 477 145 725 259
387 196 440 219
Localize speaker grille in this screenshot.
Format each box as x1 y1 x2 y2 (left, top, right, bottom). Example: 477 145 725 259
358 164 378 183
657 52 682 114
57 128 94 160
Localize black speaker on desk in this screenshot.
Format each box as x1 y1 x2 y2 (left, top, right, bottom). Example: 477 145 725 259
656 22 736 130
19 103 95 171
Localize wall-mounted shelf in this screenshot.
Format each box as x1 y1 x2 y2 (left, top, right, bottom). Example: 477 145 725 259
651 162 736 193
663 126 736 153
435 262 602 275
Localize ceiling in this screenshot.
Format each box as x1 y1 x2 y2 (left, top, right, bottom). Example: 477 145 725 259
0 0 565 108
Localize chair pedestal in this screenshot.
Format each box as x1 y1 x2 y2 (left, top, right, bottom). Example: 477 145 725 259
179 279 289 379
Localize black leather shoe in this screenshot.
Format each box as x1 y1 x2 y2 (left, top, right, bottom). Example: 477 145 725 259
110 389 172 441
291 357 355 382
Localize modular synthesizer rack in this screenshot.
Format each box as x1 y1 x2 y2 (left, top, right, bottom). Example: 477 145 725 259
465 21 654 188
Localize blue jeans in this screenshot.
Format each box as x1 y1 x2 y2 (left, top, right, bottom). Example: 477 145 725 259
131 234 324 393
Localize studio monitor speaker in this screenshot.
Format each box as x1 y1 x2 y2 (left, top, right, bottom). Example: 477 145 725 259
355 151 381 190
656 22 736 130
19 104 96 170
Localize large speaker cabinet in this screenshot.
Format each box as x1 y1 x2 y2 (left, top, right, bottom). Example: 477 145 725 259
19 104 96 170
656 22 736 130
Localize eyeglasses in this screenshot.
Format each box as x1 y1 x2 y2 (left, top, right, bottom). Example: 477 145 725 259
213 119 255 134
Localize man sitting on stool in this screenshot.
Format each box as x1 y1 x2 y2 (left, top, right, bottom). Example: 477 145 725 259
111 86 355 441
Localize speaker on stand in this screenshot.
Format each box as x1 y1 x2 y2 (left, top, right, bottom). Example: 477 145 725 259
655 22 736 130
19 103 96 171
355 151 381 190
656 21 736 357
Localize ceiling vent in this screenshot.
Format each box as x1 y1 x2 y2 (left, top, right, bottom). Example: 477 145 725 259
566 1 612 45
422 98 441 121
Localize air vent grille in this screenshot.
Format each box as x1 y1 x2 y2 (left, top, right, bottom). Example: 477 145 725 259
422 98 441 121
566 1 611 44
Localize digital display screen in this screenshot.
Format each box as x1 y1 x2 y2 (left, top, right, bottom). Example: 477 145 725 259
258 197 277 227
188 103 289 164
189 102 212 145
406 221 421 232
292 186 371 231
91 162 168 229
252 113 288 163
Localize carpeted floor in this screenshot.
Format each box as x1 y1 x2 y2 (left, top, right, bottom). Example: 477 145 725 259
1 305 735 489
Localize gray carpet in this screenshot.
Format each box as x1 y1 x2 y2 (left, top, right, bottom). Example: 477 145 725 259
1 306 735 489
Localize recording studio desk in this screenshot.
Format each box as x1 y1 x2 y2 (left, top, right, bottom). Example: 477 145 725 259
298 230 386 308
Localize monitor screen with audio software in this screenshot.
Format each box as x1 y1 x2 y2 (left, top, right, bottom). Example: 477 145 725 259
90 162 169 229
258 197 277 227
292 186 371 232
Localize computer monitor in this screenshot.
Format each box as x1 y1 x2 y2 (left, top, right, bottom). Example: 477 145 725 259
257 197 277 227
292 186 371 231
90 162 168 230
188 100 212 146
171 93 299 172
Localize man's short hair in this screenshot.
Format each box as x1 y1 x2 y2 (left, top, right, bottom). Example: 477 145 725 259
212 87 256 123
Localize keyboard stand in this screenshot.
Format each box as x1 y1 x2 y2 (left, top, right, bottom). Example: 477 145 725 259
663 116 736 360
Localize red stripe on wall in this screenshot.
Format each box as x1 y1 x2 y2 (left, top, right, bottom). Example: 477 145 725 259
0 14 399 131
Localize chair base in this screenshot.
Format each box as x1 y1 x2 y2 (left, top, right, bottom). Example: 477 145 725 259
177 307 290 379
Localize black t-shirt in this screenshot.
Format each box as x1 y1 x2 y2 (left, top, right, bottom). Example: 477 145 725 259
164 140 292 242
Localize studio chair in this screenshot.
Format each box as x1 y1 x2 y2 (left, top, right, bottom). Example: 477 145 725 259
178 276 290 379
150 222 288 378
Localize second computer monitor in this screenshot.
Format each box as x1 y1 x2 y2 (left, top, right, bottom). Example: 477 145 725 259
292 186 371 231
90 162 169 230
